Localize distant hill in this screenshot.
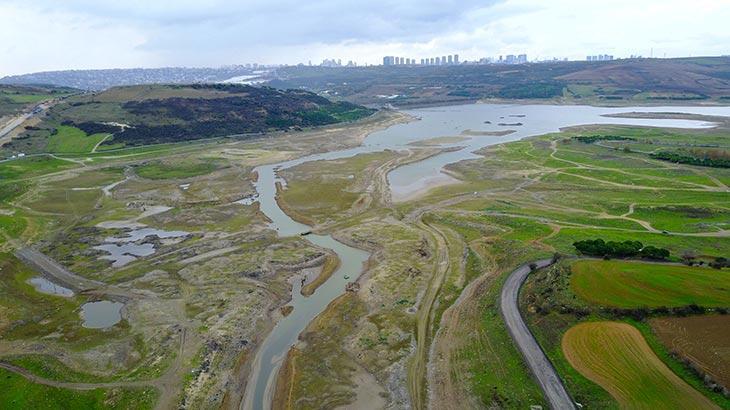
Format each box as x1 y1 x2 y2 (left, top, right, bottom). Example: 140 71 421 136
6 57 730 107
269 57 730 106
0 66 271 91
3 84 375 154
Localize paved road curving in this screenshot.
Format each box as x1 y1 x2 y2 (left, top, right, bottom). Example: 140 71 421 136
500 259 576 410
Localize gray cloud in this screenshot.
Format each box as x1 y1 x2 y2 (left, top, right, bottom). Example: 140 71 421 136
1 0 728 75
7 0 503 46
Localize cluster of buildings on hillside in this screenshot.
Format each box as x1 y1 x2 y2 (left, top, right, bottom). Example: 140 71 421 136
318 58 361 67
586 54 614 61
299 50 625 69
477 54 528 64
383 53 534 66
382 54 460 66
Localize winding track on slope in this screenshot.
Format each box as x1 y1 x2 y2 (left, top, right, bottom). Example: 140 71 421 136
500 259 575 410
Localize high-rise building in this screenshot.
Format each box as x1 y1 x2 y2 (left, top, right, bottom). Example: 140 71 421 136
447 55 453 64
518 54 527 64
420 58 425 65
442 56 447 65
430 57 435 65
454 54 459 64
383 56 395 65
435 56 441 65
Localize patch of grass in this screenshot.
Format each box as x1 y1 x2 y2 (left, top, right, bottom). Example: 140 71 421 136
570 259 730 308
0 368 157 410
135 160 218 180
0 156 79 180
25 188 101 216
0 212 28 238
47 125 108 154
562 321 717 409
1 354 110 383
632 205 730 233
0 180 29 203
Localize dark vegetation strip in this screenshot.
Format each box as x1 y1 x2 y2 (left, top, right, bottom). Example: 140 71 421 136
651 150 730 168
573 239 670 260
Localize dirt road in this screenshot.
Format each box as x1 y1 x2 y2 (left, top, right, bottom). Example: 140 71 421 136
407 216 450 410
15 247 104 291
500 259 575 410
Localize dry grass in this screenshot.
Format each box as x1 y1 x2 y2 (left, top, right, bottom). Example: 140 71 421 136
651 315 730 388
562 321 718 409
301 254 340 297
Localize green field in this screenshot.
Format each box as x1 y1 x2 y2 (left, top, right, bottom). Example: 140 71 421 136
570 260 730 308
0 155 79 180
134 160 218 180
46 125 109 154
562 322 717 409
0 369 157 410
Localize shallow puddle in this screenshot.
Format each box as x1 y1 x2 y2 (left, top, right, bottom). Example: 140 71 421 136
94 243 155 267
28 276 74 297
94 226 188 267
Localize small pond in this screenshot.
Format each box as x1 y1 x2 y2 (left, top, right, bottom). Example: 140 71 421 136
93 227 188 267
94 243 155 268
80 301 124 329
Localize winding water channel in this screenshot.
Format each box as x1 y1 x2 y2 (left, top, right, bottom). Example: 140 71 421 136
242 103 730 409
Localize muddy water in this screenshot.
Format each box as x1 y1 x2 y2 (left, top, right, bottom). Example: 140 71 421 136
242 103 730 409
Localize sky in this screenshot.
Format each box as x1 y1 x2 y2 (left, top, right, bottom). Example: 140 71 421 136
1 0 729 76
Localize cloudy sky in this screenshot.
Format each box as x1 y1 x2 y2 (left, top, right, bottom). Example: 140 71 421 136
1 0 729 76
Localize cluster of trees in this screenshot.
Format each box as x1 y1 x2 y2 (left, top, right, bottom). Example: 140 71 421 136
651 150 730 168
572 134 636 144
62 120 120 135
573 239 670 260
59 86 375 147
496 81 566 99
710 257 729 269
604 303 710 321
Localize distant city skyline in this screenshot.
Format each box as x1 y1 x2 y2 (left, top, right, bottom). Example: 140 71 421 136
1 0 729 76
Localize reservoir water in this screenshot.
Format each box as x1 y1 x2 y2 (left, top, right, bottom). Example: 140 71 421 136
242 103 730 409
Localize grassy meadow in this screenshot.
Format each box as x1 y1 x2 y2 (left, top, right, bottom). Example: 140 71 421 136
570 260 730 308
